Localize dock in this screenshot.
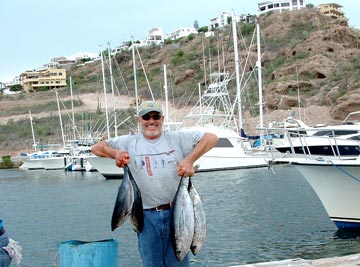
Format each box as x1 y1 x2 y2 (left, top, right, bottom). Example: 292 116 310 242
230 253 360 266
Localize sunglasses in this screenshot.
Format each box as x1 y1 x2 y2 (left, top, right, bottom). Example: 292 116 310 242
141 113 162 121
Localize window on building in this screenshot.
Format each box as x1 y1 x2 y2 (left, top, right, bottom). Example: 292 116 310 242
281 2 290 7
292 0 298 5
268 4 273 9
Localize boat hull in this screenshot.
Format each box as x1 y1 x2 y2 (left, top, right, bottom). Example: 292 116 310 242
196 154 268 171
42 157 69 170
293 160 360 230
21 159 45 170
86 156 124 179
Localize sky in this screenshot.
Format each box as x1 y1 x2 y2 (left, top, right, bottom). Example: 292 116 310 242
1 0 359 83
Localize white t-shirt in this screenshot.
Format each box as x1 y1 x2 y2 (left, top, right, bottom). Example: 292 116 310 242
107 130 204 209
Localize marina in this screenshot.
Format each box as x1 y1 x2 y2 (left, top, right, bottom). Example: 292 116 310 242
2 166 360 266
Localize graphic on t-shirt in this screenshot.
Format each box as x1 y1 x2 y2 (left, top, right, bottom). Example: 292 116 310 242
154 159 158 168
145 157 153 176
141 160 145 169
137 149 176 176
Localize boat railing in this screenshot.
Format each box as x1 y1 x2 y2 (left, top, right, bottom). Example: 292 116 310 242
259 126 360 161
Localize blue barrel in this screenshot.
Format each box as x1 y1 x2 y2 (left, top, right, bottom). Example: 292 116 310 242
57 239 118 267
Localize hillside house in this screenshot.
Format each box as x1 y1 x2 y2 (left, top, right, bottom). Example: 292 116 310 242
145 28 164 46
258 0 305 15
45 57 76 69
166 27 198 40
317 3 345 19
208 12 240 31
20 68 67 92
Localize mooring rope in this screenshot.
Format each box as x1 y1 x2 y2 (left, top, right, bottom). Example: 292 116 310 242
328 160 360 183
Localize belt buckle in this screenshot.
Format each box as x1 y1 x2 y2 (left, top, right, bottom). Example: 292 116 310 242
155 205 161 212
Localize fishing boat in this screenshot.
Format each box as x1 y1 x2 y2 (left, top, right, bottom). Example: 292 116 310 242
177 19 276 171
271 112 360 159
268 124 360 230
65 146 96 171
86 156 124 178
290 157 360 230
181 72 269 171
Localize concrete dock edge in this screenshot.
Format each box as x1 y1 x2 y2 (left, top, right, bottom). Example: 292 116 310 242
229 253 360 266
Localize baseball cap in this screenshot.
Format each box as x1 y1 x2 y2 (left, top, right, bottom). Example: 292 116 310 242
137 101 163 117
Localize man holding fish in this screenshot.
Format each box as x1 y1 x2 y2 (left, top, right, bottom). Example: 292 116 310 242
91 101 218 267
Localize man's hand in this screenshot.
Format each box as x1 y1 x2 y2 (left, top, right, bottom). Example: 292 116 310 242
114 151 130 167
177 159 195 177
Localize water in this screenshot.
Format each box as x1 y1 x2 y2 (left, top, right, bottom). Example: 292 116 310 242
1 166 360 267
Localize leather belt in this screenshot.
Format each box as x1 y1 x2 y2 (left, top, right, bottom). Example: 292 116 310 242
144 203 172 211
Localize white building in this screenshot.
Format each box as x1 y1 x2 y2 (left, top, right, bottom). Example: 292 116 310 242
67 51 98 61
45 57 76 68
166 27 198 41
208 12 240 31
45 52 98 69
145 28 164 46
258 0 306 15
112 41 130 54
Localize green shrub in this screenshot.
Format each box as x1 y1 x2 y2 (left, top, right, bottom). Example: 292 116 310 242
9 84 22 91
198 26 208 33
1 155 14 169
187 34 195 41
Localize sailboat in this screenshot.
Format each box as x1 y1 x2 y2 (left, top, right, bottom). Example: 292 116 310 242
86 45 127 178
19 111 45 170
19 110 69 170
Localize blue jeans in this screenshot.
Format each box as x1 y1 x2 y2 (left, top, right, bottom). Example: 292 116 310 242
138 209 190 267
0 232 11 267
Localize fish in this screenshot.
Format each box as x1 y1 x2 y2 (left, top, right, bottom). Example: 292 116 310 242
188 177 206 256
111 165 134 231
171 177 195 261
128 168 144 233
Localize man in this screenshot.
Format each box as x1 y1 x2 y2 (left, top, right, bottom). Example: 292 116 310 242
91 101 218 266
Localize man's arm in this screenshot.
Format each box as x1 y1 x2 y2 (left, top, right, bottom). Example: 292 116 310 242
177 132 218 177
91 141 130 167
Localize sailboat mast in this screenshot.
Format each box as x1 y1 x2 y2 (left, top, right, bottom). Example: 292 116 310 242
232 13 243 131
132 41 140 132
108 43 118 137
100 49 111 139
163 64 169 123
257 23 264 130
29 110 37 151
69 76 76 141
56 91 66 146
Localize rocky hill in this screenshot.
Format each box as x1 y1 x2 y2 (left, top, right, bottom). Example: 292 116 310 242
67 7 360 120
1 7 360 157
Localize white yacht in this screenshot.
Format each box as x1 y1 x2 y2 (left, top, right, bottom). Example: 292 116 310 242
269 122 360 230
